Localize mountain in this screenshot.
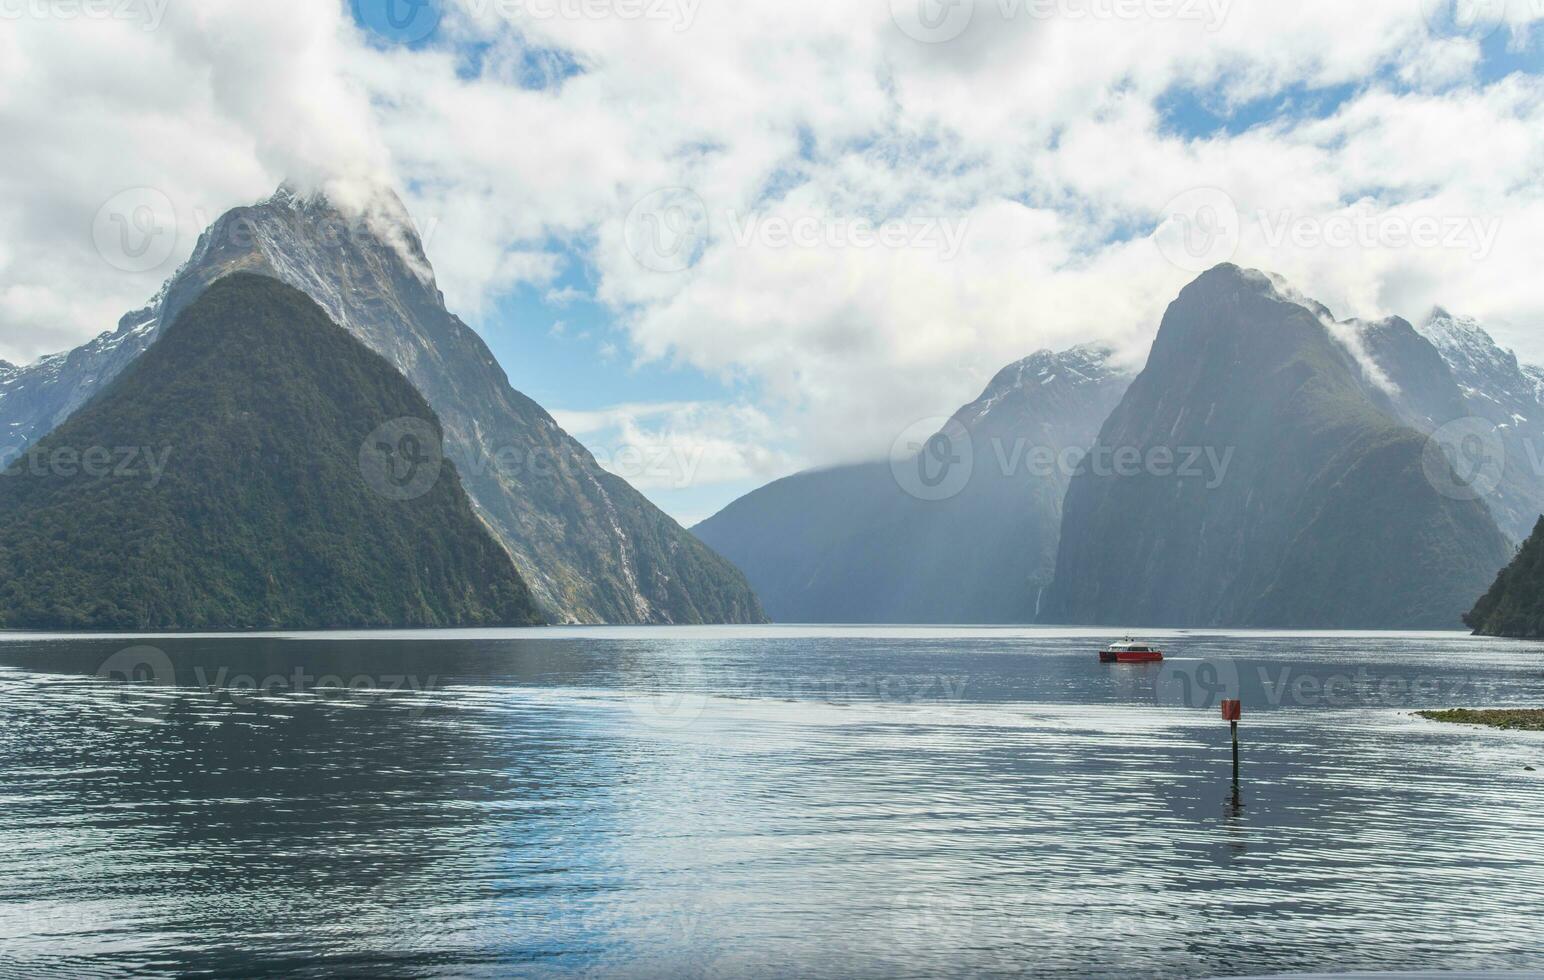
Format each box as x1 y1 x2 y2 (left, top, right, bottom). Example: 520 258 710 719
0 184 763 625
693 346 1131 623
1411 308 1544 542
1315 308 1544 543
1465 517 1544 637
1040 264 1513 629
1346 315 1470 430
0 273 542 631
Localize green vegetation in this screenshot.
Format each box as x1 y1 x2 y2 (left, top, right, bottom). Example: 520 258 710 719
0 272 543 631
1466 517 1544 637
1418 709 1544 732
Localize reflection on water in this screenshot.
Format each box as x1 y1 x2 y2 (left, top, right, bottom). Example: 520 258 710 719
1 628 1542 978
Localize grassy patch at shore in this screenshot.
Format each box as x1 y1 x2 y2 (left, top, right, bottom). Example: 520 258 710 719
1417 709 1544 732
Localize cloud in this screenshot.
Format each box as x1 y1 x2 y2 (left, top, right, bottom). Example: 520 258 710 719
551 400 796 490
0 0 386 361
3 0 1544 490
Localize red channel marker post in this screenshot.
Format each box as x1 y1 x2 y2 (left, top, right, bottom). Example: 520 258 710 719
1221 699 1242 783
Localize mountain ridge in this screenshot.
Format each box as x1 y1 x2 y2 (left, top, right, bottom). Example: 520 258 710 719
0 183 765 625
693 344 1132 623
0 272 543 631
1040 264 1513 629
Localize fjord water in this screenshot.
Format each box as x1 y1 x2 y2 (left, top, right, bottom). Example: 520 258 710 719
1 628 1541 979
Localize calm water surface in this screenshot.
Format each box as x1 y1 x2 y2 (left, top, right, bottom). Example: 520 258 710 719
1 627 1542 978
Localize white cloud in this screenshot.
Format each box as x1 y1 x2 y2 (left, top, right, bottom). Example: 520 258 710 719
551 400 795 490
3 0 1544 493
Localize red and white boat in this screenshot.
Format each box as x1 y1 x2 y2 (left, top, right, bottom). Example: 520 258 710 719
1099 639 1164 663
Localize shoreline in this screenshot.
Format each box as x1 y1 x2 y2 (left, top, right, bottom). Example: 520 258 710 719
1417 708 1544 732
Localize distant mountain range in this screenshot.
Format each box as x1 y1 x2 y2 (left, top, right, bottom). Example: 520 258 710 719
0 185 763 626
1041 265 1516 629
700 262 1541 629
693 346 1131 622
4 188 1536 632
0 273 542 631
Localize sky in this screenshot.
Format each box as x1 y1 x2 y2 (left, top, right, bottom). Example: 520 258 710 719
2 0 1543 524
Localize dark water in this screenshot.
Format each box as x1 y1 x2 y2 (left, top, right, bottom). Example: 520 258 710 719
1 627 1542 979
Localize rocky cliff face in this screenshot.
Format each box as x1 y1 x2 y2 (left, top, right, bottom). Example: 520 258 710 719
693 345 1131 623
1040 264 1512 629
0 185 764 624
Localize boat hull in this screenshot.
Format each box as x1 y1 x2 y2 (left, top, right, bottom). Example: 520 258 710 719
1099 650 1164 663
